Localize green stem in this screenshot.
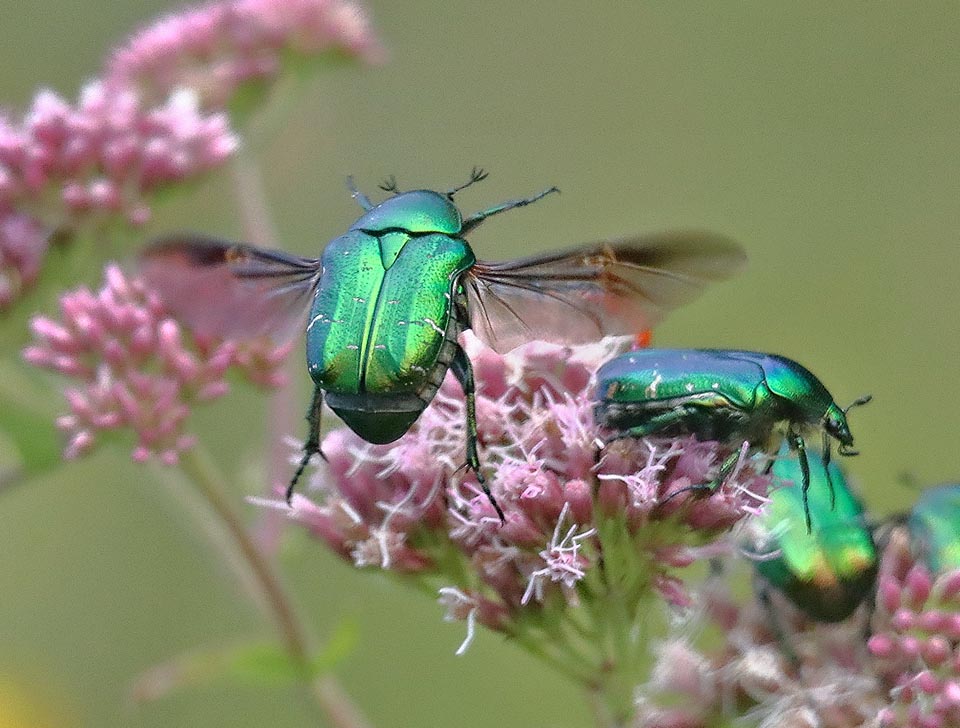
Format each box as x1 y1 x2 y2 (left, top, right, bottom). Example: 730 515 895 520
178 447 371 728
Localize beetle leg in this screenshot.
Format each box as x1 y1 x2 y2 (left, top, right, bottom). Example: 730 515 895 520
287 386 326 503
787 431 813 534
460 186 560 234
660 446 743 505
821 430 837 510
601 406 700 444
345 176 374 210
451 344 504 523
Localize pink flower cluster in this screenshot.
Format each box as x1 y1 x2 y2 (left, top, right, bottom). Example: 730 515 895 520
0 0 380 310
636 524 960 728
0 85 235 308
870 528 960 728
23 265 290 464
637 577 885 728
106 0 383 108
259 333 771 662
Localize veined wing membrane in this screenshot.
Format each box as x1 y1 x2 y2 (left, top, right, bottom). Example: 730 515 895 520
465 231 746 353
140 235 322 344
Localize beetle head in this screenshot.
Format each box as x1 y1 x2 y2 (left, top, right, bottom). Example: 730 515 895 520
822 395 872 455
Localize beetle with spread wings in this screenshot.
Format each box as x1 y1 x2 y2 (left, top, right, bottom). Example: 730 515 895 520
141 171 746 520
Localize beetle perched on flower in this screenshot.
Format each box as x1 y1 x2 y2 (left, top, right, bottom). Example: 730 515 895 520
593 348 871 530
140 169 746 518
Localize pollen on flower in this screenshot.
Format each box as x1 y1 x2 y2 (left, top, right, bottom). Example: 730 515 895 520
23 264 289 464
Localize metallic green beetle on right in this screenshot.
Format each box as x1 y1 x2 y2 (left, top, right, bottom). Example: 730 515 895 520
141 170 747 519
594 348 871 530
751 447 877 623
906 483 960 574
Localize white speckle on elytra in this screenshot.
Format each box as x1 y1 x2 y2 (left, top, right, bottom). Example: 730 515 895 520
645 373 662 398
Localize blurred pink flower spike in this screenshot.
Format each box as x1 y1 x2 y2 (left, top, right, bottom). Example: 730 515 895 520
871 528 960 728
0 84 235 308
23 264 290 464
266 331 773 664
0 0 381 310
106 0 385 108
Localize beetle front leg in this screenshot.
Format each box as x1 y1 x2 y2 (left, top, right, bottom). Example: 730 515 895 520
451 344 505 523
460 186 560 234
787 431 813 533
287 385 326 503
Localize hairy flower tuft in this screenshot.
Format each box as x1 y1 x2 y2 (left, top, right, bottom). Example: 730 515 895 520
23 264 290 464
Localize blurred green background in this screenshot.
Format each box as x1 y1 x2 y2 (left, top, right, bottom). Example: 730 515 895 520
1 1 958 726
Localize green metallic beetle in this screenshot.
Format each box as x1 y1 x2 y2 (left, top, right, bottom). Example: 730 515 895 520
141 170 746 518
594 348 871 529
749 445 877 623
906 483 960 574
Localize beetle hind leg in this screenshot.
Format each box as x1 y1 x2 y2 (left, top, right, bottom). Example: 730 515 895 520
287 386 326 503
660 446 744 505
451 344 505 523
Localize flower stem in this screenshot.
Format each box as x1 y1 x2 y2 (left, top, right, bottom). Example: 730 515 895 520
179 446 371 728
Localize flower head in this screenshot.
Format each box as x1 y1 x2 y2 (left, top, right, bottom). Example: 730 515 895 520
257 332 771 708
23 264 289 464
0 84 236 308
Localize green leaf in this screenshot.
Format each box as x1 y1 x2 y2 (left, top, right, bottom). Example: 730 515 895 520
309 618 359 675
130 622 359 703
0 359 63 479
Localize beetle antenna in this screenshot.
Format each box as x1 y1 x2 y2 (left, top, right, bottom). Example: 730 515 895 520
843 394 873 415
379 175 400 194
446 167 489 198
346 176 374 210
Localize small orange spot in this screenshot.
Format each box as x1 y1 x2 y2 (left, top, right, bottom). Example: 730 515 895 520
632 330 652 350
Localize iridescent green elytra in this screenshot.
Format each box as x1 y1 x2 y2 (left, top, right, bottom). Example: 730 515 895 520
752 447 877 622
594 349 871 530
142 170 748 520
907 484 960 574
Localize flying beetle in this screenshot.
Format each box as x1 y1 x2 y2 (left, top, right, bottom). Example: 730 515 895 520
594 348 871 530
749 445 877 624
140 169 747 519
